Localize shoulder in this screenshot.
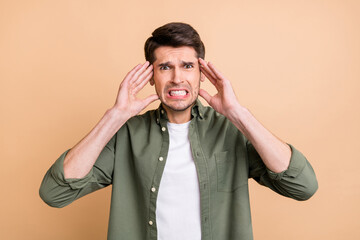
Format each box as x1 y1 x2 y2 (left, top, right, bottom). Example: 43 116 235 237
114 109 158 140
128 108 156 122
125 109 157 128
198 104 245 142
200 104 233 129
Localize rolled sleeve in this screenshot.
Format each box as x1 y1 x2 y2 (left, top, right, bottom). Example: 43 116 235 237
248 142 318 201
50 150 95 190
266 144 306 181
39 134 116 208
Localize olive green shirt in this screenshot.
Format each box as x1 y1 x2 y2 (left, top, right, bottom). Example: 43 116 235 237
39 100 318 240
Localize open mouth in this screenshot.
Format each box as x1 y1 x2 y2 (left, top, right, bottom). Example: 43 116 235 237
169 90 187 96
167 89 189 98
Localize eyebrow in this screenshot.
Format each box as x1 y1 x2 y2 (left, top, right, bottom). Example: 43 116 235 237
157 61 196 67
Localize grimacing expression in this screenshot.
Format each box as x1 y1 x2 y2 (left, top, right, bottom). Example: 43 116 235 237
150 46 205 112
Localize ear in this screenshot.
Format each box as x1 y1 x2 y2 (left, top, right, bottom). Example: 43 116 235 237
150 76 155 86
200 72 205 82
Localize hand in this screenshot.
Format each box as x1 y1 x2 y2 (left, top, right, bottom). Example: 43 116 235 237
198 58 242 118
113 61 159 119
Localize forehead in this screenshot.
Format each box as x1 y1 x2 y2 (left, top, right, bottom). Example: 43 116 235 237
153 46 197 63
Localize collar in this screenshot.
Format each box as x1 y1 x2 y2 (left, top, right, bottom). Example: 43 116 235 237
155 99 205 124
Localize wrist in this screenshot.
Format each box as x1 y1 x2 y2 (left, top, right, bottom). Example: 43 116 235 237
226 104 250 133
104 107 130 129
226 104 248 122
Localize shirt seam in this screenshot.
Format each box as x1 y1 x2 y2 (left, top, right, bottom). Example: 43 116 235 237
194 116 213 240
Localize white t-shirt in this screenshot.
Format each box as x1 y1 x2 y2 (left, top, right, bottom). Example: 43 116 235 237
156 121 201 240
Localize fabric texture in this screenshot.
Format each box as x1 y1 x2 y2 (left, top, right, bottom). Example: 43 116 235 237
156 121 201 240
39 99 318 240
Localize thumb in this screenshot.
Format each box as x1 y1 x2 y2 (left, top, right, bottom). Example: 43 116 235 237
142 94 159 107
199 89 212 104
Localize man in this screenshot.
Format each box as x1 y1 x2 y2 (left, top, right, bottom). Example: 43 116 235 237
40 22 318 240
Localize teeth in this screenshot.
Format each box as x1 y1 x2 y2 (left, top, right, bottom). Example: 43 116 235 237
170 90 186 96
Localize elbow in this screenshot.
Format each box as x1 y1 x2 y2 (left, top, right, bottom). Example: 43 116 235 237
294 178 319 201
39 186 65 208
39 179 71 208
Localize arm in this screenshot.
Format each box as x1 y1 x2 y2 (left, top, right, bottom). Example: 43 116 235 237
198 58 317 199
39 61 158 207
63 62 158 179
198 58 289 173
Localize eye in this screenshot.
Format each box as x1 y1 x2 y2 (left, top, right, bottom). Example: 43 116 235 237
184 64 193 69
160 66 170 70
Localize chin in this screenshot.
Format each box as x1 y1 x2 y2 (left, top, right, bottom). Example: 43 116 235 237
161 98 197 112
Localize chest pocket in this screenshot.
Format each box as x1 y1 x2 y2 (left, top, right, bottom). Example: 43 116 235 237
215 151 248 192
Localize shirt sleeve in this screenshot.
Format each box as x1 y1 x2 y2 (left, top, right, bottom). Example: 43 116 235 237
39 134 116 208
247 141 318 201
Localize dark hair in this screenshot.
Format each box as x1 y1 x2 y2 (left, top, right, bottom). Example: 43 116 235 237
144 22 205 63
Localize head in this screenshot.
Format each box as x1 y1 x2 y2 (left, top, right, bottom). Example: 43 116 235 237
144 22 206 118
144 22 205 64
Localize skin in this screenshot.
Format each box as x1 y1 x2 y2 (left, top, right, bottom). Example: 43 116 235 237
150 46 205 123
63 45 291 179
197 58 291 172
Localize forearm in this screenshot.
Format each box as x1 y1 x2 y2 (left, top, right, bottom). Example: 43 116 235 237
227 105 291 173
63 107 127 179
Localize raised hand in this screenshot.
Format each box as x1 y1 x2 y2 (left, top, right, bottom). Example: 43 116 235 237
198 58 241 119
61 62 158 179
114 61 159 120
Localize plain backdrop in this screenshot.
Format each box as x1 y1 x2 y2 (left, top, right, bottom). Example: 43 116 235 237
1 0 359 239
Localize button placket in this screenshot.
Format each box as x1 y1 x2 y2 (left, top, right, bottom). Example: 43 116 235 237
149 111 170 239
188 118 212 238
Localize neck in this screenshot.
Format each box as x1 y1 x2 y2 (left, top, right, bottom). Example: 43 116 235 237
162 104 193 124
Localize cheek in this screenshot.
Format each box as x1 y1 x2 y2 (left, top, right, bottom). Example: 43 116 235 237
192 76 201 92
154 82 166 96
154 84 162 95
193 83 200 94
153 73 164 92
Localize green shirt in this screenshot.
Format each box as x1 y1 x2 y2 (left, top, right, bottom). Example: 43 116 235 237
39 100 318 240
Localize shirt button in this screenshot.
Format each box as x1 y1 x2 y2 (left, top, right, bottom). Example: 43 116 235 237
151 187 156 192
161 110 165 114
196 151 201 157
156 118 159 124
161 127 166 132
149 220 153 226
159 156 164 161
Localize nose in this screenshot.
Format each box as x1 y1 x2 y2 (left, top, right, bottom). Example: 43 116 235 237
171 67 183 84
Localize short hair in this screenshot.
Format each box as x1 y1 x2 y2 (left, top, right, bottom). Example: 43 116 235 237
144 22 205 63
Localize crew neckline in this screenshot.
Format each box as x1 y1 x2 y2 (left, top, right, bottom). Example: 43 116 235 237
167 121 191 132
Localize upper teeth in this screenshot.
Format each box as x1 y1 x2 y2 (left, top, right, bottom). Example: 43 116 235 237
170 90 186 96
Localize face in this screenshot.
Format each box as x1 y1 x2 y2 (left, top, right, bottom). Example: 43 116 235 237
150 46 205 114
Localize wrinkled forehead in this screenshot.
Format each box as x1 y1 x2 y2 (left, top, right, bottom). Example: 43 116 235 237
153 46 198 64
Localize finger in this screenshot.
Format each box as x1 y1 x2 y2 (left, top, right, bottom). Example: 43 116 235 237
198 89 212 104
199 59 217 85
131 64 153 88
142 94 159 108
207 61 225 80
199 58 217 80
123 64 143 85
200 58 216 80
132 70 153 94
129 61 150 84
200 67 218 86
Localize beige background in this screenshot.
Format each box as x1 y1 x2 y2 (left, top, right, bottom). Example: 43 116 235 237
1 0 359 239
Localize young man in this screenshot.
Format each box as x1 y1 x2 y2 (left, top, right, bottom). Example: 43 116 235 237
40 22 318 240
